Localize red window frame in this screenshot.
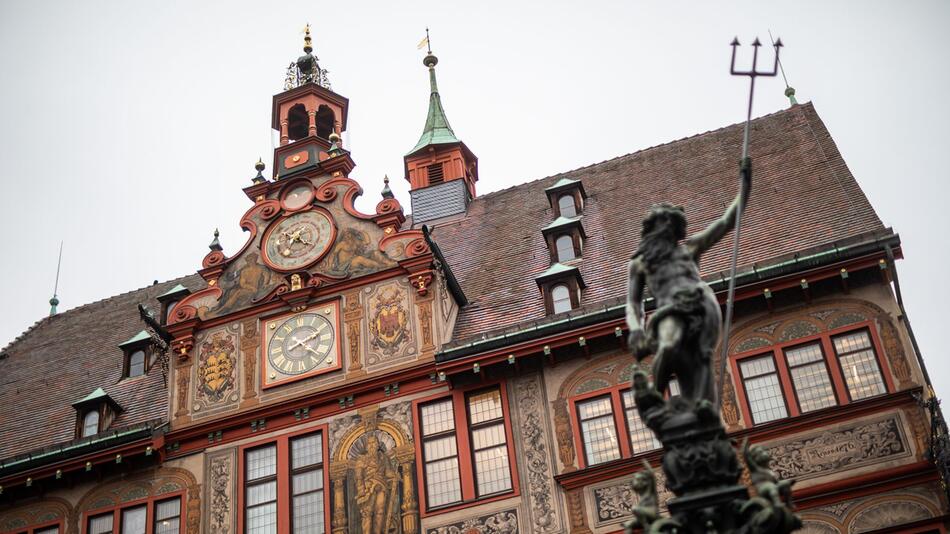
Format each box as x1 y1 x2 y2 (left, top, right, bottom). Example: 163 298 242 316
730 321 895 426
411 381 520 518
80 490 185 534
568 383 662 469
236 424 330 534
1 519 64 534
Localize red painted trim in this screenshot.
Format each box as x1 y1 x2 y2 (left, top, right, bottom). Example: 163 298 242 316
81 489 186 534
259 298 343 389
411 380 520 518
0 436 161 487
236 424 330 534
0 518 63 534
731 322 895 428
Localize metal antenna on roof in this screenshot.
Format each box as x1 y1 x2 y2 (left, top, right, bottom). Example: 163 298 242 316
49 241 63 316
769 29 797 105
716 36 783 409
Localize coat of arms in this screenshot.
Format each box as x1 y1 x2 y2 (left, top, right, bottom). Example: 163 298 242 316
370 288 409 355
197 333 236 402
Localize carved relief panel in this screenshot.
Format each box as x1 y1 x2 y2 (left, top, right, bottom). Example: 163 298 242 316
204 448 238 534
191 324 241 419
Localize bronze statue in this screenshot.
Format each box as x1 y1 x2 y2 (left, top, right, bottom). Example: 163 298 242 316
625 160 751 404
624 461 660 532
740 439 801 532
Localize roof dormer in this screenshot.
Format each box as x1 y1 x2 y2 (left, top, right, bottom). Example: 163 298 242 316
545 177 587 218
542 216 587 264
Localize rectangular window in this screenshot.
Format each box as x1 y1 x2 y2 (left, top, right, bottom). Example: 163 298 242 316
245 444 278 534
88 515 113 534
785 342 837 413
290 433 325 534
739 355 788 424
466 388 512 497
622 390 661 454
420 398 462 508
833 330 886 400
576 395 621 466
119 506 146 534
35 528 60 534
153 498 181 534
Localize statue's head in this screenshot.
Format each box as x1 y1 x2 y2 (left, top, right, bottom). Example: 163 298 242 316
632 471 652 492
749 444 771 466
365 433 380 452
642 203 687 241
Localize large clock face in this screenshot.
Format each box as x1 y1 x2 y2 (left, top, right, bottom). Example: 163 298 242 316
262 210 335 271
262 302 341 388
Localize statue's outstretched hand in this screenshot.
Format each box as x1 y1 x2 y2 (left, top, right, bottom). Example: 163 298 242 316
629 328 654 360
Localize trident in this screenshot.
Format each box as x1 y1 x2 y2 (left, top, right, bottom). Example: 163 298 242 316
716 36 783 408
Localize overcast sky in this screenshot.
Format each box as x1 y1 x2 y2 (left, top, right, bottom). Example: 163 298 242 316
1 1 948 396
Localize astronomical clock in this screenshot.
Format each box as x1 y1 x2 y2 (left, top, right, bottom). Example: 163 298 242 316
261 300 342 388
261 207 336 271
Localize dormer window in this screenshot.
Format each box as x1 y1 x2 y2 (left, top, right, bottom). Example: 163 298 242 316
558 195 577 218
73 388 121 439
552 284 572 313
157 284 191 326
81 410 100 438
119 331 152 379
165 300 179 323
545 177 587 218
556 235 576 262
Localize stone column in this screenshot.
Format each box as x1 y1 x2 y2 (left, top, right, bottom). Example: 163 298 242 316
330 464 348 534
308 110 317 137
396 449 419 533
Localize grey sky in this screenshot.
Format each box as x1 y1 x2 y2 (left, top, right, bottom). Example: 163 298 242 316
2 1 948 396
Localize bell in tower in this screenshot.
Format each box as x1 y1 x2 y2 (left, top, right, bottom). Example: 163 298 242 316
272 25 352 180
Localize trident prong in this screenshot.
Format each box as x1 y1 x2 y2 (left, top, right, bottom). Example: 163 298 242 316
715 36 784 410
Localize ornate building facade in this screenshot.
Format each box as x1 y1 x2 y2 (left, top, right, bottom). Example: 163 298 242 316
1 30 946 534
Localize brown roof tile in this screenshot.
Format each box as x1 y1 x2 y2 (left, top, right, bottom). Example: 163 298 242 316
428 103 883 343
0 275 205 461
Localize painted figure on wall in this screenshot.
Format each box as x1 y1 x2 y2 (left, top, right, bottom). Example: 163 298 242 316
354 433 397 533
325 228 396 277
215 252 280 316
370 287 410 356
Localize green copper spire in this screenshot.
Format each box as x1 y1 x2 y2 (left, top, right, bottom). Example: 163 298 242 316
407 39 461 156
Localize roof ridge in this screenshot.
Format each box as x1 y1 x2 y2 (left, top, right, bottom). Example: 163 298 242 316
469 103 809 204
0 272 202 356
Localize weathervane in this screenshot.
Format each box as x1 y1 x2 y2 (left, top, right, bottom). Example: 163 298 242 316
716 36 783 406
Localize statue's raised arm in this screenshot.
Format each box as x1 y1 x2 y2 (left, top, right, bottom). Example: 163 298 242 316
686 157 752 260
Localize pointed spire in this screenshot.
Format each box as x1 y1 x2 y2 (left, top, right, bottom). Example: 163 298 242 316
407 30 461 156
381 175 394 199
209 229 222 252
303 23 313 54
252 158 267 184
49 241 63 316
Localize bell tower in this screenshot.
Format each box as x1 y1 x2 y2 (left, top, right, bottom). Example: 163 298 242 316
272 25 351 179
404 38 478 224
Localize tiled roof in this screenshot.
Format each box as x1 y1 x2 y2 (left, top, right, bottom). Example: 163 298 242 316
428 103 883 343
0 275 205 461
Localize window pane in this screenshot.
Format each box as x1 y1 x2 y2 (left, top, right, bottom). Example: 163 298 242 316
246 445 277 481
834 331 886 400
247 480 276 506
83 410 100 437
471 424 505 450
293 491 325 534
421 399 455 436
293 469 323 495
741 356 788 424
128 350 146 377
474 444 512 496
423 435 457 462
559 195 577 217
246 502 277 534
165 301 178 322
88 514 113 534
552 284 572 314
577 396 620 465
120 506 146 534
468 389 503 424
556 235 575 261
622 391 661 454
424 457 462 507
786 343 836 413
291 433 323 469
154 498 181 534
35 528 59 534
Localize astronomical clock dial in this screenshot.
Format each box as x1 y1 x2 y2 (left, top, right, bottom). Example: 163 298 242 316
262 301 341 388
262 209 335 272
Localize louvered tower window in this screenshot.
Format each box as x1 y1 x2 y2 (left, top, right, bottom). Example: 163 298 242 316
427 162 445 185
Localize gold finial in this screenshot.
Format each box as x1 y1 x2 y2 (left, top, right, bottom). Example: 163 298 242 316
303 23 313 53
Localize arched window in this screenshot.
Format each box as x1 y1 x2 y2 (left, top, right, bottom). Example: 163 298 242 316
82 410 100 438
558 195 577 218
552 284 572 314
556 235 575 262
315 105 335 139
287 103 309 141
128 350 146 378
